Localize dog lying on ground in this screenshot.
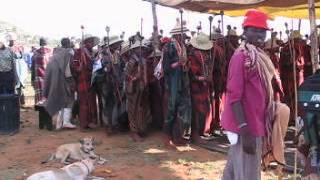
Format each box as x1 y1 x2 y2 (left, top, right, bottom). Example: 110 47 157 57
27 158 105 180
42 137 106 165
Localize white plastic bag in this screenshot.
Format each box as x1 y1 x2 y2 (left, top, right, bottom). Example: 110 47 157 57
153 53 164 80
225 131 239 145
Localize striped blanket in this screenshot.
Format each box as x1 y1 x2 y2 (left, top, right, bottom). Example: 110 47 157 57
32 47 52 105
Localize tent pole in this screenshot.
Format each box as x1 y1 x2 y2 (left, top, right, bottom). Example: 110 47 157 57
298 19 302 32
308 0 319 72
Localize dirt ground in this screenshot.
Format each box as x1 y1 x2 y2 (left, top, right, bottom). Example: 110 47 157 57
0 82 293 180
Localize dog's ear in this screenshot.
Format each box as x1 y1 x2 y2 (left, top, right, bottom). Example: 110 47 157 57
91 137 95 143
79 139 84 144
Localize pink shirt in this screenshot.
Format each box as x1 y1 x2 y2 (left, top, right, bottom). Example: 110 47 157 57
221 50 267 137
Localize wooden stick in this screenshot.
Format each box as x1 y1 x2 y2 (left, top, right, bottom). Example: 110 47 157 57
308 0 319 72
151 0 159 50
286 21 298 180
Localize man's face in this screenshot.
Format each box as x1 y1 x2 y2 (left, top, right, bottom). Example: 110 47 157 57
9 40 15 47
110 42 122 52
85 39 95 49
243 27 267 47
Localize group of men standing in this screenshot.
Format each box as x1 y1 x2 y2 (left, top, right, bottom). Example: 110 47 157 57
0 9 317 180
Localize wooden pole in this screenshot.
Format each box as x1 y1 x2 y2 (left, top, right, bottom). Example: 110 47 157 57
285 22 298 180
308 0 319 72
298 19 302 33
151 0 160 49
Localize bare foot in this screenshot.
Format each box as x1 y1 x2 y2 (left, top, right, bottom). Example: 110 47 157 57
130 133 144 142
160 133 177 150
173 137 188 146
191 136 209 144
106 127 117 136
88 123 98 129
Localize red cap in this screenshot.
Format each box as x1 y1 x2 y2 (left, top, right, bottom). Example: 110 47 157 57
242 10 270 30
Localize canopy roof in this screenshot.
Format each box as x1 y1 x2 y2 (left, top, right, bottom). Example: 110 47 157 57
157 0 320 18
210 6 320 19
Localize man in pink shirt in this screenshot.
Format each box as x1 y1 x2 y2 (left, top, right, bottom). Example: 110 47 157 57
221 10 276 180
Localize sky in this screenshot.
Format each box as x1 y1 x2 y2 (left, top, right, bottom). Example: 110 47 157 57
0 0 314 40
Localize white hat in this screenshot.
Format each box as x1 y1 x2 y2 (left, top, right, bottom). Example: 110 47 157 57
170 18 189 35
7 32 17 41
190 32 213 51
129 39 149 50
102 36 123 47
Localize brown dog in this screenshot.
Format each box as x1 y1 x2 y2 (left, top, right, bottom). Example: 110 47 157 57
42 137 106 164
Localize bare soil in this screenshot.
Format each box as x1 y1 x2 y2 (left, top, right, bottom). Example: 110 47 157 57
0 82 286 180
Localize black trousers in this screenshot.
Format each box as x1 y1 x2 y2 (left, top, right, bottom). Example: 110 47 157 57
0 70 15 94
35 105 53 131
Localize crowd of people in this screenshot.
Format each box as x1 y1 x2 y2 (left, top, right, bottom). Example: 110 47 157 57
0 9 318 179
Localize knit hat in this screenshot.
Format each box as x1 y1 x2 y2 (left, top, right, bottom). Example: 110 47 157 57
243 10 270 30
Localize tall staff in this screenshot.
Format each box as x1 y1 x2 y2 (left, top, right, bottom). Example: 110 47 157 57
179 9 188 72
105 26 123 105
270 29 274 56
150 0 160 67
79 25 87 68
285 22 298 180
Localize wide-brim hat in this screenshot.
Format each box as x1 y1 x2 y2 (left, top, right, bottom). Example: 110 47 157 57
102 35 123 47
265 38 279 49
120 39 149 55
290 30 302 39
120 41 130 55
190 32 213 51
170 18 189 35
228 29 238 36
148 49 162 58
243 10 270 30
7 32 17 41
211 26 223 40
129 39 149 50
83 34 100 47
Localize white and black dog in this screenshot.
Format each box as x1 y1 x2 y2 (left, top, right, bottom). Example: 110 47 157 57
27 158 104 180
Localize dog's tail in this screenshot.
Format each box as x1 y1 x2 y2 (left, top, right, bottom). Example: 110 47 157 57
41 154 55 164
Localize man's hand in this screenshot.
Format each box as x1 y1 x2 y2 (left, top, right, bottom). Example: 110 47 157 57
170 62 180 69
240 126 257 155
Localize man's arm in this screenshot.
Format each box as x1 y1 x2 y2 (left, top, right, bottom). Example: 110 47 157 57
227 52 257 154
231 102 257 154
